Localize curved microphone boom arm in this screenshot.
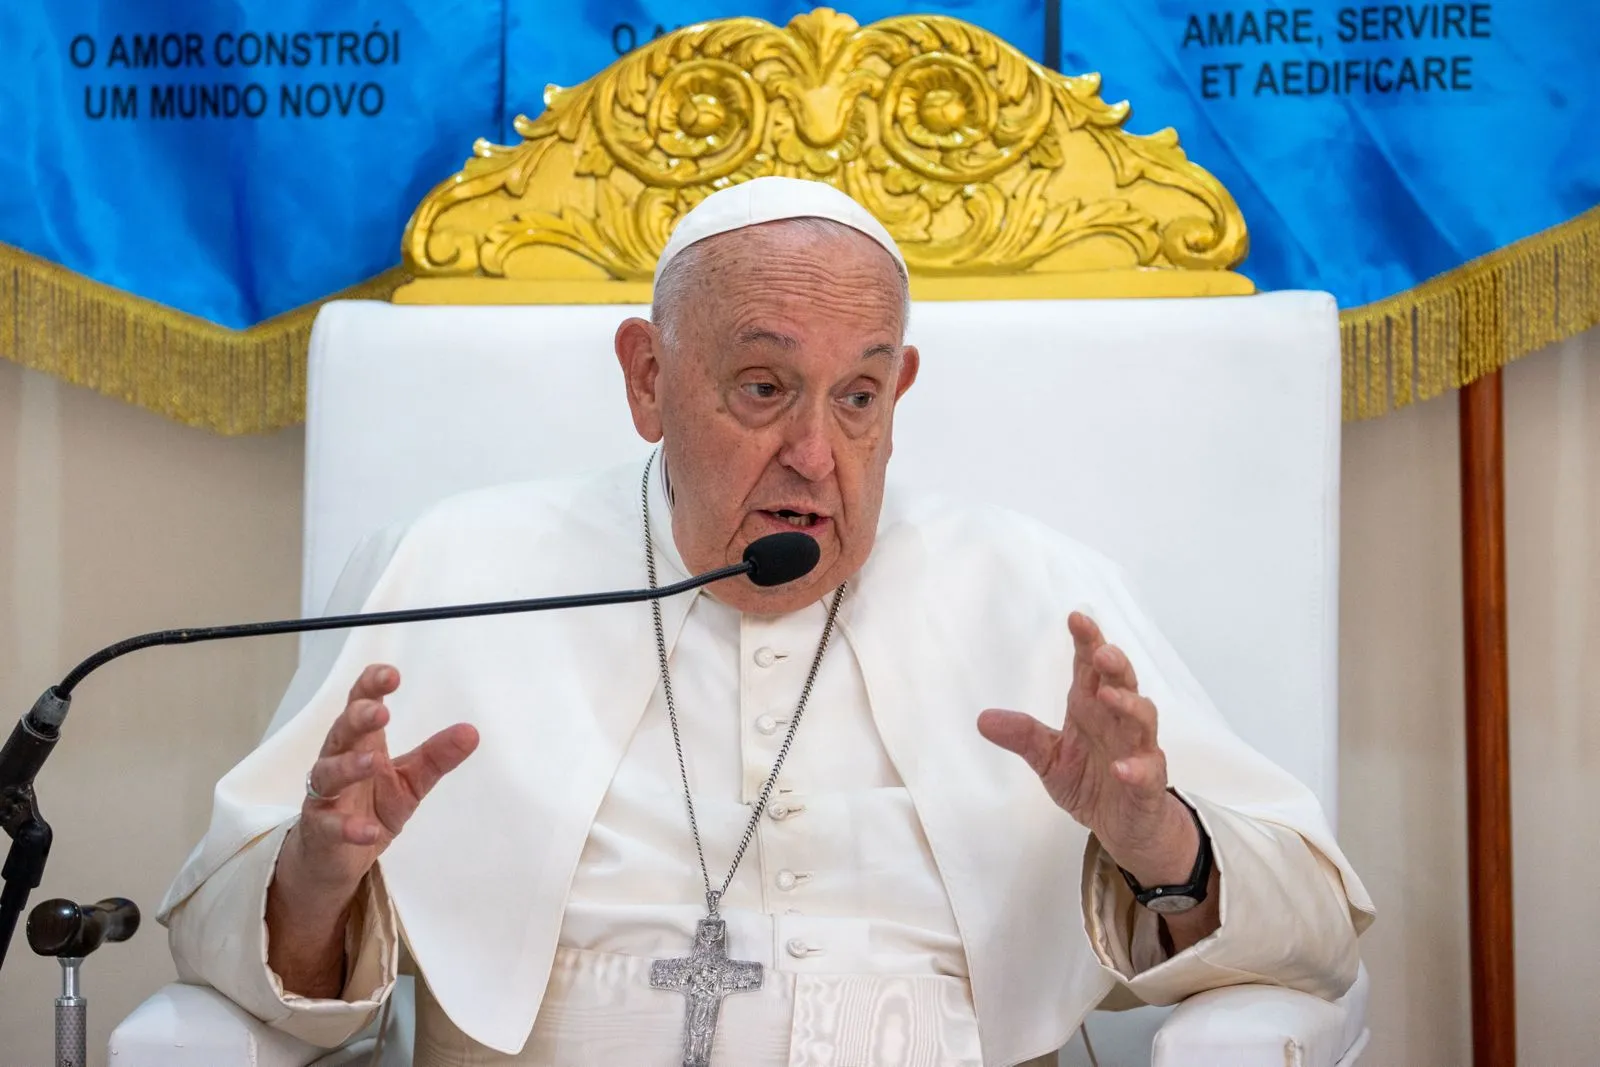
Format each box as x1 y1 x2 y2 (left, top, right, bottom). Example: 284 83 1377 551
0 530 821 973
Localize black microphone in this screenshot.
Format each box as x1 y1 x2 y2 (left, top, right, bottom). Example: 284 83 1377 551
743 530 819 586
0 530 820 971
27 897 140 959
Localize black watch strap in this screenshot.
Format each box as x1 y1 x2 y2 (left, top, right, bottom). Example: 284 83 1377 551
1116 790 1213 914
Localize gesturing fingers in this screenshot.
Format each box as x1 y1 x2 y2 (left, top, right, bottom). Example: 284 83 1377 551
306 749 378 806
394 723 481 804
321 698 391 757
975 709 1063 778
1078 683 1168 801
1094 684 1159 757
1104 702 1169 805
302 806 382 847
347 663 401 705
321 664 400 758
1092 642 1139 693
1067 612 1104 687
1068 611 1104 652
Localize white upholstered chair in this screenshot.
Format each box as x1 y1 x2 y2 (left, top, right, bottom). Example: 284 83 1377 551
112 292 1369 1066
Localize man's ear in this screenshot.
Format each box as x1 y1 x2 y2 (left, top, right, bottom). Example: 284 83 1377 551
895 344 920 400
615 317 665 442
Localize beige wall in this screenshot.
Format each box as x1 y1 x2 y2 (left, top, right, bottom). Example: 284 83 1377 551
1338 327 1600 1065
0 359 305 1065
1503 332 1600 1064
0 329 1595 1065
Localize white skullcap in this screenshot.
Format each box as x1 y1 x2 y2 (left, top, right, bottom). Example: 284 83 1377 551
653 176 907 286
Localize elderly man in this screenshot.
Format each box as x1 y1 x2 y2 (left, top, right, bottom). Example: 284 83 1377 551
161 177 1372 1067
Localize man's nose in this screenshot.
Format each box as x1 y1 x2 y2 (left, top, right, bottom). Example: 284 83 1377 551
779 403 836 483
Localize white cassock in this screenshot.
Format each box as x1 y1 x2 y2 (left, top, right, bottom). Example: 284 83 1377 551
159 457 1374 1067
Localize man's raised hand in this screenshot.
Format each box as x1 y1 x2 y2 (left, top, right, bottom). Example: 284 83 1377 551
977 612 1198 889
266 663 478 996
289 664 479 892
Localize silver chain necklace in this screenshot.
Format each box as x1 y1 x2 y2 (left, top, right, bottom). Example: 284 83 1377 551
640 450 844 1067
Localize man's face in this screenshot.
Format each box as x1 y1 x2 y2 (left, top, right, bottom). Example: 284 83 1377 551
616 222 919 614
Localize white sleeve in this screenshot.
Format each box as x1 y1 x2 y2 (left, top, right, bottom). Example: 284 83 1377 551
1082 793 1362 1006
166 821 401 1048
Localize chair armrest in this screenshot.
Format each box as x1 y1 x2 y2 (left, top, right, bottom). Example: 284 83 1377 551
108 982 374 1067
1150 964 1370 1067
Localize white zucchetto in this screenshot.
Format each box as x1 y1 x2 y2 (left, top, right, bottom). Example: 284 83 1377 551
652 176 907 285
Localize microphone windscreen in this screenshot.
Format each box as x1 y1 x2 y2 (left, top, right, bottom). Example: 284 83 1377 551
743 533 821 587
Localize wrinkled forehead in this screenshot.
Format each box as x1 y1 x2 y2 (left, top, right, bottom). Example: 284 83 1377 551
665 222 910 338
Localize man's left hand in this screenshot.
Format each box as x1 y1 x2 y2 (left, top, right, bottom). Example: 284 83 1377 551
978 612 1201 894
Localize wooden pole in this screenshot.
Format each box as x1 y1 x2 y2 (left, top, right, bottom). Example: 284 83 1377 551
1459 371 1516 1066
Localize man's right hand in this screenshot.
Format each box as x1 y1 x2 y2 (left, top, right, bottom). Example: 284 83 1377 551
267 664 479 996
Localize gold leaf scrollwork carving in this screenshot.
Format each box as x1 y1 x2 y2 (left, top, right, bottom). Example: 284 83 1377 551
399 8 1250 301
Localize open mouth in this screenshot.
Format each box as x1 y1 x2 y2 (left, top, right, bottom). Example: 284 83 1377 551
767 508 822 529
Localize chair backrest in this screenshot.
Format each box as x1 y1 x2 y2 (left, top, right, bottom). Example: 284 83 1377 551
304 293 1342 818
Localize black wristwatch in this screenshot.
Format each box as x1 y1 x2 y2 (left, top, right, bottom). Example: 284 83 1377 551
1117 791 1213 914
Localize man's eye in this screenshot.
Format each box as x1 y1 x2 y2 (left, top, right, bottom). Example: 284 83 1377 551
742 382 780 400
843 391 876 410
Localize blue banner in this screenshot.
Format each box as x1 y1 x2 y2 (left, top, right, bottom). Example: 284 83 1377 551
3 1 1596 330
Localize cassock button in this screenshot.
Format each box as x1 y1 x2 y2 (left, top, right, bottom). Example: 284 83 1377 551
755 715 781 735
753 647 778 668
786 938 820 958
768 802 803 821
775 870 798 891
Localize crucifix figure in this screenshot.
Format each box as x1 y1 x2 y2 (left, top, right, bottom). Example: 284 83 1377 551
650 918 764 1067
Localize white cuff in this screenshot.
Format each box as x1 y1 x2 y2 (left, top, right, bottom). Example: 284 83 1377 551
168 820 400 1048
1081 793 1362 1006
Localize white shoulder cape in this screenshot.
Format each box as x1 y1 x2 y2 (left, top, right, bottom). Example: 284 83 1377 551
161 460 1371 1061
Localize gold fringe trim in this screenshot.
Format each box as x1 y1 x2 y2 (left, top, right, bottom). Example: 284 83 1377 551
4 209 1597 433
0 243 407 435
1341 205 1600 420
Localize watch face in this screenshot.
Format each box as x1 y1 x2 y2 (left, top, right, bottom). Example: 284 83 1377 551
1144 893 1201 914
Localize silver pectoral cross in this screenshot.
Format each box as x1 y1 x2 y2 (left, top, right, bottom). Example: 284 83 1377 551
649 918 763 1067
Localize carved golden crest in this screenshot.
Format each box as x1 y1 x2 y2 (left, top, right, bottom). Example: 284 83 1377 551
397 8 1251 303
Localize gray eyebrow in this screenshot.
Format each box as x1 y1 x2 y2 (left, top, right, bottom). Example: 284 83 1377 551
737 329 897 363
736 328 799 349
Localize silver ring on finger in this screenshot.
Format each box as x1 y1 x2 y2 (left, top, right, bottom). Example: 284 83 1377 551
305 770 340 803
